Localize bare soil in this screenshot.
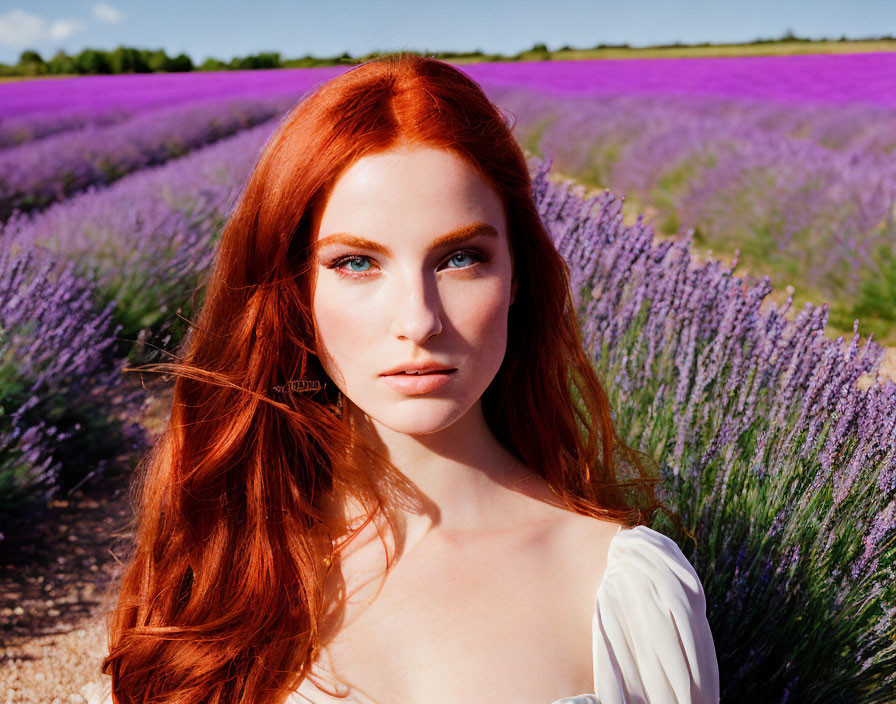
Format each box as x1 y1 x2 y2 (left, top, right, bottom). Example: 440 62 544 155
0 376 173 704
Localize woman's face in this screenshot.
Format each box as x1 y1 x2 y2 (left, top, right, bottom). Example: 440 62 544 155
311 143 517 435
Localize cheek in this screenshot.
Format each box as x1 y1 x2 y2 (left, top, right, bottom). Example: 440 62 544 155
311 283 375 373
443 277 510 344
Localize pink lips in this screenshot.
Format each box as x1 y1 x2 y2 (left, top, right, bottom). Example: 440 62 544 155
380 369 456 395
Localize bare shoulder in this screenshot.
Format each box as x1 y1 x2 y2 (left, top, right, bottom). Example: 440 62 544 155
554 507 625 555
538 504 626 589
510 470 626 566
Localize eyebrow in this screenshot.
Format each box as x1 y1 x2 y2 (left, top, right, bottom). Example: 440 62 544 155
313 222 499 256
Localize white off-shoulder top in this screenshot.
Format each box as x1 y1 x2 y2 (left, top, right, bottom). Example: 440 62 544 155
80 525 720 704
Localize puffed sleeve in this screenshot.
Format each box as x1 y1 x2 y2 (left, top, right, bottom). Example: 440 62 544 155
593 525 720 704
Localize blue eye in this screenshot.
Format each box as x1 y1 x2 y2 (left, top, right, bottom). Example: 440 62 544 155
346 257 371 273
327 249 486 280
448 252 476 267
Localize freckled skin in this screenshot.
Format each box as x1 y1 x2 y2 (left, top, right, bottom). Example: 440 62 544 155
304 144 620 704
311 144 517 437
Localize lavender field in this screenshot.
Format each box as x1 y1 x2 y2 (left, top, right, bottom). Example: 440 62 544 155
0 95 300 219
466 52 896 107
467 52 896 347
488 86 896 345
0 65 343 146
1 54 895 702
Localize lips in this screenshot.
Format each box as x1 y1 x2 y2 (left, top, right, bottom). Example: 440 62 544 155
380 362 457 375
380 369 456 394
390 370 454 375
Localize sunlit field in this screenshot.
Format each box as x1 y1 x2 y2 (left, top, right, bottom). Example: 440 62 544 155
1 50 894 702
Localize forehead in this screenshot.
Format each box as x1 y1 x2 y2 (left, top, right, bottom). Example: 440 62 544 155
314 145 506 242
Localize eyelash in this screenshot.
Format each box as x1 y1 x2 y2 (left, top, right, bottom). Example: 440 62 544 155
325 249 487 280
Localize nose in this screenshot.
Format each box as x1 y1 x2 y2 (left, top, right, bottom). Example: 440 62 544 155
390 271 443 342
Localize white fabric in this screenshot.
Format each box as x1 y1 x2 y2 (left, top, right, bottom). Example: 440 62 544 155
79 679 112 704
588 524 720 704
79 524 720 704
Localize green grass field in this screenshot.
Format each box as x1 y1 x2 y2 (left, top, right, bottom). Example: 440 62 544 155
458 38 896 63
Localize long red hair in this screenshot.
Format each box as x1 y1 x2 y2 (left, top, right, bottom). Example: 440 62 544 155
100 53 673 704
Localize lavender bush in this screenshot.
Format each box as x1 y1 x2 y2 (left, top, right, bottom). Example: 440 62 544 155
0 108 133 149
0 95 297 220
529 156 895 702
0 117 281 534
2 117 277 365
488 86 896 344
0 235 143 537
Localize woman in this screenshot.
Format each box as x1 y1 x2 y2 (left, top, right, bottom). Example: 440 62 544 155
81 54 719 704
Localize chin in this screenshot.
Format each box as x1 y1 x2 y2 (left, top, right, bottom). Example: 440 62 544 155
365 400 471 435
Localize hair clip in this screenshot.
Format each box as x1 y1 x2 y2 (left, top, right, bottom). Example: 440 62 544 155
271 379 326 395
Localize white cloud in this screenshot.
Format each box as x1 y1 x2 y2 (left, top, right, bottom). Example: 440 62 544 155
0 9 86 49
50 18 88 40
92 3 124 24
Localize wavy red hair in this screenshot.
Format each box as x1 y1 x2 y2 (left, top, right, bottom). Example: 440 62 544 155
100 53 674 704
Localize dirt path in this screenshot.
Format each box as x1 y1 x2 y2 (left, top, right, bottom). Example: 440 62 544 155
0 488 130 704
0 377 173 704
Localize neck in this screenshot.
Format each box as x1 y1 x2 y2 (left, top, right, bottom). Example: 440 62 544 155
333 398 560 543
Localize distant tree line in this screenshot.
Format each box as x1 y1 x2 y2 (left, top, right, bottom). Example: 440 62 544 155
7 47 193 76
3 32 894 77
1 46 365 76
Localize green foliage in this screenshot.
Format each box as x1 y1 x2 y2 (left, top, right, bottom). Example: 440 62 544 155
513 42 553 61
137 48 192 72
75 48 112 74
228 52 281 70
15 49 47 76
47 49 78 74
146 48 169 72
516 112 562 156
18 49 44 65
829 241 896 344
586 141 621 189
199 57 228 71
281 54 344 68
3 39 896 77
109 45 149 73
167 53 193 72
580 277 896 700
853 242 896 323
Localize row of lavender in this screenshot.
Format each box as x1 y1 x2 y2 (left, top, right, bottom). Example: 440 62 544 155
0 65 344 147
5 60 893 345
1 107 893 696
8 83 894 346
467 52 896 108
0 84 329 521
7 51 893 129
489 86 896 345
0 94 301 221
0 117 280 529
0 97 302 528
531 157 895 702
0 242 141 522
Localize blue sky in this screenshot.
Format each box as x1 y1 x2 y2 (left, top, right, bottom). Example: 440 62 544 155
1 0 893 65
